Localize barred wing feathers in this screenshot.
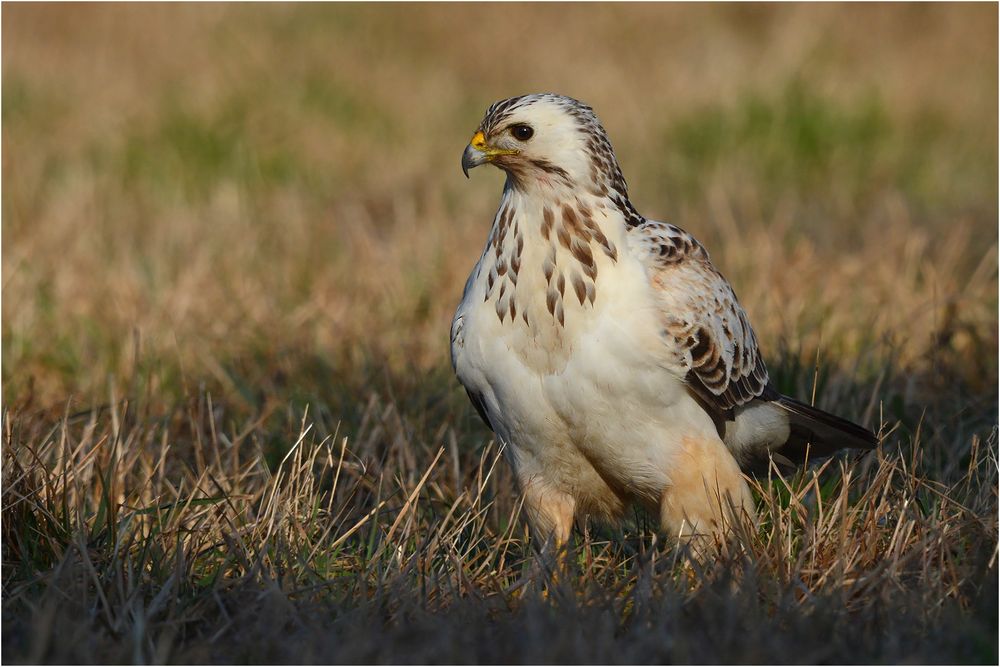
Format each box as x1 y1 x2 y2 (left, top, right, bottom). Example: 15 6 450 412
633 221 770 415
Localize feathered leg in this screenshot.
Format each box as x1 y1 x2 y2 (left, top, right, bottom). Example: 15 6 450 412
660 434 756 554
518 474 575 591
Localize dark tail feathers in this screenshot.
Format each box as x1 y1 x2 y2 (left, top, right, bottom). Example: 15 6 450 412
774 394 877 465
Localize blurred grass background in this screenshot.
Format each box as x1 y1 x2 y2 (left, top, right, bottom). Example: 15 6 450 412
4 3 996 411
2 4 998 663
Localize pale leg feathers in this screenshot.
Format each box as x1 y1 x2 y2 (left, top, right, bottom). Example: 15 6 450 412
659 435 756 552
519 475 576 551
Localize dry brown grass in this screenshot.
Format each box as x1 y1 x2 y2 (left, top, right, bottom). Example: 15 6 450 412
2 396 997 662
3 4 997 663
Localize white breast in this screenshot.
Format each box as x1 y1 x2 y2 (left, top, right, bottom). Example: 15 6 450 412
451 190 721 515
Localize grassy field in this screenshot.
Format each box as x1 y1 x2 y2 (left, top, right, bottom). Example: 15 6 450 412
3 4 998 663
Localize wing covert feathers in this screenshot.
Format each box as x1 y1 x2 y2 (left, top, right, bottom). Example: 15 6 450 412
635 221 769 414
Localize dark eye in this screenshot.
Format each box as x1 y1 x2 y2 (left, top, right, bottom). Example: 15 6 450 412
509 124 534 141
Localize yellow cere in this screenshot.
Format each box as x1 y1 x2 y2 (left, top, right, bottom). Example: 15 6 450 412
469 130 518 157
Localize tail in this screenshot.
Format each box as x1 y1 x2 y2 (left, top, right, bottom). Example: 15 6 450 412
773 394 877 465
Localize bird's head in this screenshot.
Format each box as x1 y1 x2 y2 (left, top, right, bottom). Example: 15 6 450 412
462 93 629 198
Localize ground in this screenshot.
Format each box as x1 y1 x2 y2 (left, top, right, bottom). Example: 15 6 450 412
2 4 998 663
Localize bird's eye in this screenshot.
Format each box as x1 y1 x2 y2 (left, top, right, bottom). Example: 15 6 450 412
509 124 534 141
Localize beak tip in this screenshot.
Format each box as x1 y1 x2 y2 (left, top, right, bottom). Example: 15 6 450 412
462 142 482 179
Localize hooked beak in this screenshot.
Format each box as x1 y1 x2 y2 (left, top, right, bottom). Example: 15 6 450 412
461 130 516 178
462 142 487 178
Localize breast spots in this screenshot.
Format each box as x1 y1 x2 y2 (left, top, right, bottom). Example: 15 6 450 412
486 204 523 323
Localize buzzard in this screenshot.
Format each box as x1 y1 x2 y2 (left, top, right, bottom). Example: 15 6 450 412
451 93 876 549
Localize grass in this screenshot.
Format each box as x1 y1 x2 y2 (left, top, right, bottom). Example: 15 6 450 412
3 4 998 664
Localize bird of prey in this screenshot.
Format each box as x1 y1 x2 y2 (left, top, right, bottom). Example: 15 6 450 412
451 93 876 549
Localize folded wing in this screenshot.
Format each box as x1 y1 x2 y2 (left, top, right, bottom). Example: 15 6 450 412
632 220 770 416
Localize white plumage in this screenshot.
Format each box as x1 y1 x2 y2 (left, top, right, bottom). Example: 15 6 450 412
452 94 875 547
